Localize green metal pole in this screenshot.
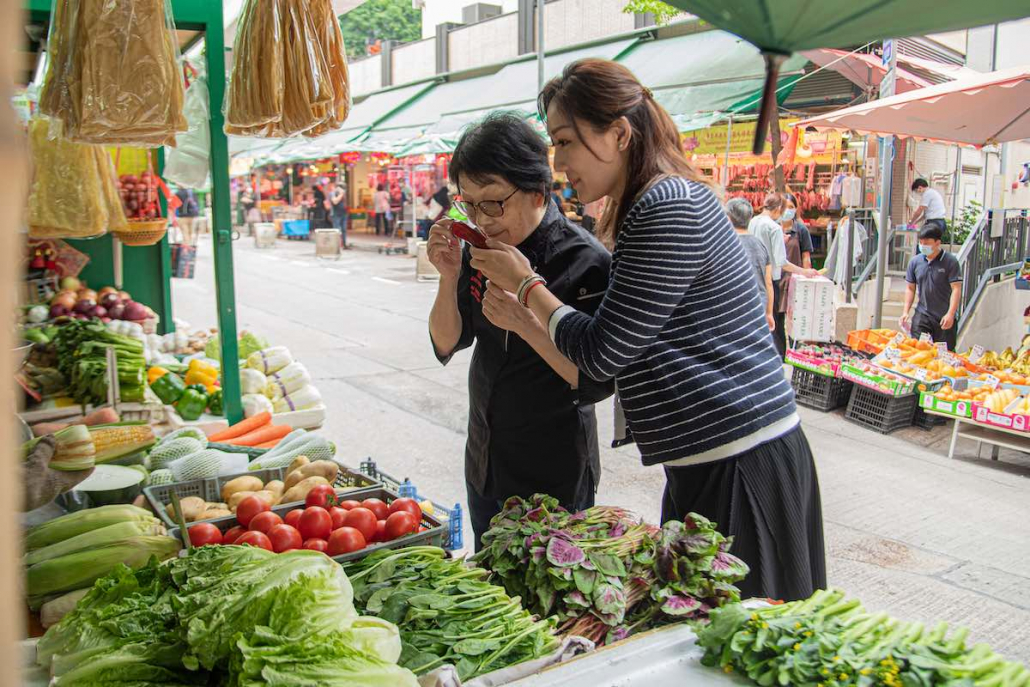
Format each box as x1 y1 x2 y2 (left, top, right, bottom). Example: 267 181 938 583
156 148 174 335
202 5 243 424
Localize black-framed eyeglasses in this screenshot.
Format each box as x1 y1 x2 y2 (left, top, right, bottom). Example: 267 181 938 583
453 188 519 219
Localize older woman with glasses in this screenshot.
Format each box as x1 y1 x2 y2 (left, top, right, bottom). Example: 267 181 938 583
427 112 614 550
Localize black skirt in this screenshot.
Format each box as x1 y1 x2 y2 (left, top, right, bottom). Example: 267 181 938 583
661 424 826 602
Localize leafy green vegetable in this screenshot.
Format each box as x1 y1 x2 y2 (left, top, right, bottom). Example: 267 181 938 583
37 545 418 686
471 494 748 646
345 546 560 681
205 330 268 362
53 320 146 406
699 589 1030 687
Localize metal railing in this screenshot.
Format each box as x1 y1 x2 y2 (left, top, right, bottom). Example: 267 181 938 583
956 209 1030 333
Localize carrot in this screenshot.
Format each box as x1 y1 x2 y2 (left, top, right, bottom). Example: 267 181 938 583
208 411 272 442
253 439 281 449
226 424 293 447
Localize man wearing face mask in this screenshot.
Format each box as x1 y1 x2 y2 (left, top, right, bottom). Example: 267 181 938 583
900 225 962 350
426 112 614 550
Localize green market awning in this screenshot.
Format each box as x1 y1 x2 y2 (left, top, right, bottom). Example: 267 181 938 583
663 0 1030 152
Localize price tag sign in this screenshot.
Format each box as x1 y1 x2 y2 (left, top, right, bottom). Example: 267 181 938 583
985 374 1001 390
972 344 985 362
944 353 962 368
913 367 928 381
885 346 901 361
892 332 906 345
919 333 933 344
935 342 949 355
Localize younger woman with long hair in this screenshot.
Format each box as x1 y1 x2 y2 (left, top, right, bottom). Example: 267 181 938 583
470 59 825 601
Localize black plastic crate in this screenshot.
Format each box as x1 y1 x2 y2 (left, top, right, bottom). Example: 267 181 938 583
913 406 947 431
845 384 918 434
790 367 853 411
168 486 447 563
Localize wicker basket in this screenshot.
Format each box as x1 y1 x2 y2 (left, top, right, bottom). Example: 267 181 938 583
113 219 167 247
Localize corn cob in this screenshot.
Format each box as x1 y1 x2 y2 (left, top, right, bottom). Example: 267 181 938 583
26 535 181 598
24 519 165 566
24 504 154 551
88 423 156 464
21 425 95 471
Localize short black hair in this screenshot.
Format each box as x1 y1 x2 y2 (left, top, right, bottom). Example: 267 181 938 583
918 225 943 241
450 111 551 196
911 178 929 191
552 181 563 191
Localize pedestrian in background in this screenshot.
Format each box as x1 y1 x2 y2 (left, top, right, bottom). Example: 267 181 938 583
471 58 825 601
900 224 962 350
909 178 947 237
328 181 348 248
727 198 774 331
374 183 391 236
175 187 200 245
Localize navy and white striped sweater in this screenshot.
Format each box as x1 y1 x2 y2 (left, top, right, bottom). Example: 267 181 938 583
550 177 799 467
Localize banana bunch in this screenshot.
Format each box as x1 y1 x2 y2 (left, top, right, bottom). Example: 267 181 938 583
1000 347 1017 368
979 350 1005 370
1012 350 1030 376
984 388 1019 413
1013 395 1030 416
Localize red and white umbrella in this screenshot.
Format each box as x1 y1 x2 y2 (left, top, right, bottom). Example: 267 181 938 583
795 64 1030 147
801 48 933 93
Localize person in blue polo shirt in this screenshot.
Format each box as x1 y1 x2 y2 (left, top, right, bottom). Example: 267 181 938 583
900 224 962 350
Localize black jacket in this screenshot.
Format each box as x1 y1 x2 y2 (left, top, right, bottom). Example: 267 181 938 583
433 204 614 503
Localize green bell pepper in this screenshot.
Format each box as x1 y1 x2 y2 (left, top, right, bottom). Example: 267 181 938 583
186 383 209 395
151 372 186 405
207 389 224 416
175 388 208 422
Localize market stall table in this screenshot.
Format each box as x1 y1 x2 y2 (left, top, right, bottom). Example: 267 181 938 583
926 409 1030 464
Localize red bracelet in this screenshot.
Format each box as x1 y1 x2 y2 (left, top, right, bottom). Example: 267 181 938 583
521 279 545 307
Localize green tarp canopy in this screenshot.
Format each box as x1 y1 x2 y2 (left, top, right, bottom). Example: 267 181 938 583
663 0 1030 152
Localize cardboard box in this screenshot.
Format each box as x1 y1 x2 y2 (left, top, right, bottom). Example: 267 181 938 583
788 276 835 343
918 391 972 419
840 362 916 397
785 349 841 378
972 398 1030 432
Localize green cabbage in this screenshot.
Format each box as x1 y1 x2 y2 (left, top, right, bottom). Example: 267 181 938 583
205 331 269 362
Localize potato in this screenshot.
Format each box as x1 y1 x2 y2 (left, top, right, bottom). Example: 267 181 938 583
279 476 330 504
200 509 232 520
264 480 284 499
284 461 339 491
167 496 205 522
206 502 229 511
228 491 255 511
221 476 264 503
253 490 277 507
285 455 310 477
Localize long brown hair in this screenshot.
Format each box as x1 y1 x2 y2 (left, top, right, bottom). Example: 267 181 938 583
538 58 708 244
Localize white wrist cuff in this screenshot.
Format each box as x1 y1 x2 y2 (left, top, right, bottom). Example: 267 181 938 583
547 305 577 343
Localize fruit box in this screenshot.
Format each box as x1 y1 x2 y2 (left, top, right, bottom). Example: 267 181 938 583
840 363 916 397
918 392 972 419
167 487 447 563
785 349 841 378
972 398 1030 432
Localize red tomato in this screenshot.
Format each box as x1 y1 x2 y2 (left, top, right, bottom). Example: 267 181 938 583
361 498 390 521
384 511 419 541
373 520 387 543
303 538 329 552
338 500 361 510
236 495 271 528
327 527 367 556
222 525 247 545
249 511 284 534
298 507 333 541
188 523 223 547
268 524 303 553
329 506 348 530
343 507 378 541
235 531 273 551
388 497 423 521
284 509 303 529
305 484 336 509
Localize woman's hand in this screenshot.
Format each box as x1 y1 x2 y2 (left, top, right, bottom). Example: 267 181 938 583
482 282 536 335
470 239 534 293
426 219 461 281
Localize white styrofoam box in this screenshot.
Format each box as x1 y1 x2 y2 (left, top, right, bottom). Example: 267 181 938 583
788 275 836 342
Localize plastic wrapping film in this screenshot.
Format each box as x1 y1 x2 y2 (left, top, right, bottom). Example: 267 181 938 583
226 0 351 138
27 117 128 239
39 0 187 148
164 72 212 190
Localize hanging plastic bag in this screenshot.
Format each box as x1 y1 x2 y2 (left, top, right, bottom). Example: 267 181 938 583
40 0 187 147
225 0 286 132
27 117 128 239
164 69 211 189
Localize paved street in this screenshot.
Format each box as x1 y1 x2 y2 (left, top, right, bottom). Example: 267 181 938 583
174 234 1030 661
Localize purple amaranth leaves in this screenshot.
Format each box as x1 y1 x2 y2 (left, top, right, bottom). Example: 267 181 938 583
709 552 749 580
606 626 632 644
565 591 591 608
660 594 702 616
530 546 546 563
546 537 587 567
593 582 627 621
